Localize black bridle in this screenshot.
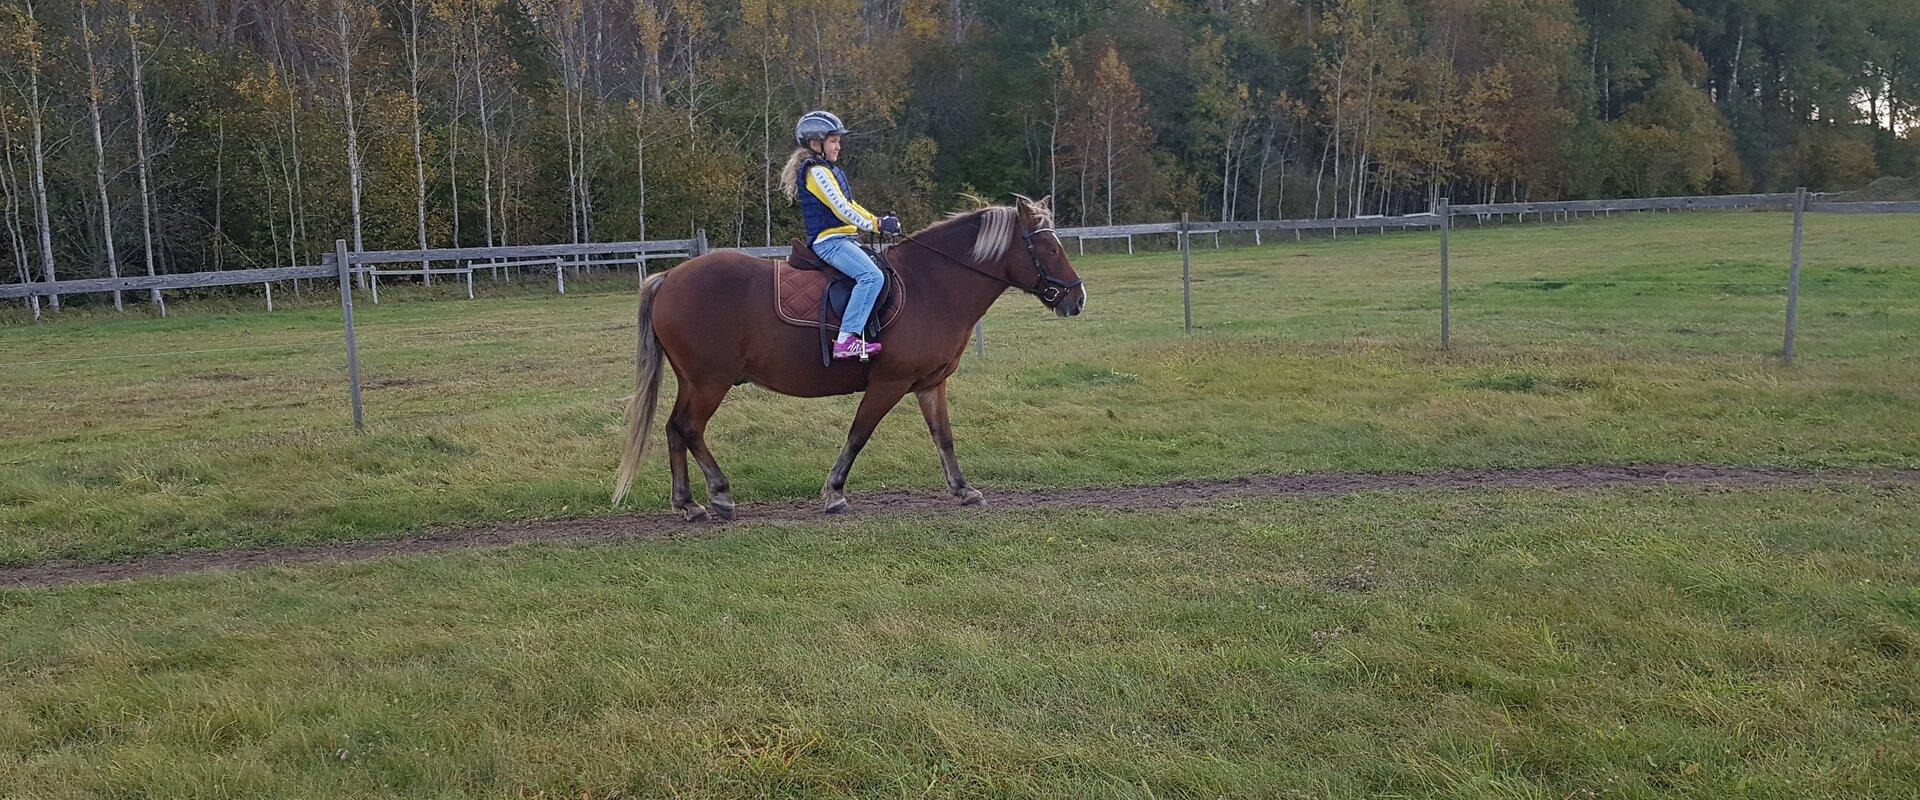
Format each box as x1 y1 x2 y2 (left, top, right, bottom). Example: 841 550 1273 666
894 215 1083 306
1019 224 1085 305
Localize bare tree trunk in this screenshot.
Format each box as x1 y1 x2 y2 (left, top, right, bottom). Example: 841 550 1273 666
554 11 581 245
279 53 309 263
1253 114 1272 222
80 3 125 309
334 6 366 262
1077 149 1088 227
1104 99 1116 226
635 117 646 242
26 6 58 309
469 2 495 249
563 81 580 243
1350 65 1376 219
1219 120 1234 222
1351 148 1368 219
407 0 430 281
260 146 282 271
1 113 39 319
1276 125 1293 220
278 114 298 272
1314 133 1333 219
1048 105 1059 205
1327 55 1346 218
214 122 225 270
499 123 514 246
682 22 698 134
447 16 463 250
577 65 594 243
760 46 772 246
4 4 55 313
127 0 163 313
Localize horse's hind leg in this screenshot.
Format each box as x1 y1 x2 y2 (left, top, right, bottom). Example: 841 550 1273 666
664 393 708 523
677 382 736 519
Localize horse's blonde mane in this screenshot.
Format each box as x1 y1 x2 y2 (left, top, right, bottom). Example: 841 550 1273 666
933 195 1055 263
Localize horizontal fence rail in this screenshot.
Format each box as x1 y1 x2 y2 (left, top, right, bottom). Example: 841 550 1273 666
0 264 335 299
14 191 1916 303
6 189 1915 432
334 238 696 266
1806 200 1920 214
1449 192 1797 215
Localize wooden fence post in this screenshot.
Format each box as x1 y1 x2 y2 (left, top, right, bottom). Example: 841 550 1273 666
1180 212 1193 333
334 239 365 432
1438 197 1451 351
974 320 985 357
1782 186 1806 363
556 253 567 295
264 281 274 312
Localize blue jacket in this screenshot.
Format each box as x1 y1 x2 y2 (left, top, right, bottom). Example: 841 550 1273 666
797 160 878 245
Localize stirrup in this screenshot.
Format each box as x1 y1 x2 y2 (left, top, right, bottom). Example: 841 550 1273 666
832 336 871 361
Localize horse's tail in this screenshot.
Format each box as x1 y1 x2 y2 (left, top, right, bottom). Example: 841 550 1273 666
612 271 671 505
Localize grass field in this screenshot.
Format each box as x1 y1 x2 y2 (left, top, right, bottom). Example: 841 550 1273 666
2 210 1918 797
2 210 1916 565
3 487 1916 798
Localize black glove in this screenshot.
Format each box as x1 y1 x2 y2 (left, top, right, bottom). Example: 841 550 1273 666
878 214 902 236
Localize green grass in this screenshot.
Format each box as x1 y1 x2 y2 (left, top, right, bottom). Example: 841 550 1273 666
3 212 1917 797
3 486 1915 798
2 210 1917 565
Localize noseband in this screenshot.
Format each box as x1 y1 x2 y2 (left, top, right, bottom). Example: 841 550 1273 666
1020 225 1084 305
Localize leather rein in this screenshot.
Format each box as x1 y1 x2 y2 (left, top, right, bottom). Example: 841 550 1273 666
890 217 1083 306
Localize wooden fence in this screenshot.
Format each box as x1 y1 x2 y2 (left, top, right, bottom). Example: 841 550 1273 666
4 190 1915 430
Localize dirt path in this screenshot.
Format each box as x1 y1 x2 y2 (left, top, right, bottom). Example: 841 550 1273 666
6 464 1915 589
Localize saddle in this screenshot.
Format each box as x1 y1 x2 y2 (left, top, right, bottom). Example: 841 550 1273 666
773 238 904 364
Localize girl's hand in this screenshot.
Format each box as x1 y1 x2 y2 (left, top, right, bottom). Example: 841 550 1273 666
879 214 902 236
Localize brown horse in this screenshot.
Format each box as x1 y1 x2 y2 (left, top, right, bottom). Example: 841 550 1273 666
612 196 1085 519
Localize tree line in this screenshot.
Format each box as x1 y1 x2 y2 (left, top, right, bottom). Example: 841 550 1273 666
3 0 1916 308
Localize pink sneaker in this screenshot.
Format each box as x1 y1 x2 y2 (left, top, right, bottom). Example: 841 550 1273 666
832 337 882 361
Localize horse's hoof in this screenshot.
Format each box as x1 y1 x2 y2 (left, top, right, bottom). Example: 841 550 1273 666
680 505 709 523
710 498 735 520
823 496 848 514
958 488 986 507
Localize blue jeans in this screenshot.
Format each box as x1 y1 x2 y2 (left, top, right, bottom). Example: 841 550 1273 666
813 235 883 338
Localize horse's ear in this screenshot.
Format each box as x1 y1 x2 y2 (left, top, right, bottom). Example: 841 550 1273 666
1036 195 1053 211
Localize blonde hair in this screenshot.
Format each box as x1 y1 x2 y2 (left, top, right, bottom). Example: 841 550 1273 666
941 195 1055 262
779 147 814 202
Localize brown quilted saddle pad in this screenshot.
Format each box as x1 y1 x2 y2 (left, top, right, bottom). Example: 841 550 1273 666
773 256 905 332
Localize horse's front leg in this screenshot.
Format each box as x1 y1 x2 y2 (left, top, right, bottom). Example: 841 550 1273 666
916 382 984 507
823 383 911 513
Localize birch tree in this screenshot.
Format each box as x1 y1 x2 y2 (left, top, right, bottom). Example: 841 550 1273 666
1 105 39 319
126 0 161 312
322 1 372 256
405 0 430 278
0 1 57 310
79 0 124 310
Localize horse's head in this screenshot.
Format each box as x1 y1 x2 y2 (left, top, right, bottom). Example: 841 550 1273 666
1006 195 1085 318
922 196 1086 317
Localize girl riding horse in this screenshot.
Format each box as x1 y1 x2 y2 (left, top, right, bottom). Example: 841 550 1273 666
779 110 901 360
